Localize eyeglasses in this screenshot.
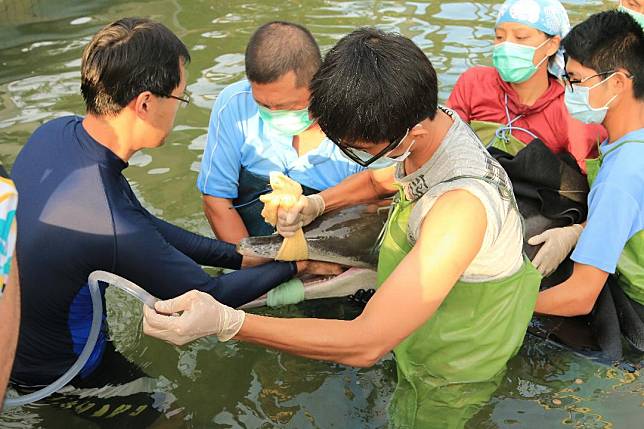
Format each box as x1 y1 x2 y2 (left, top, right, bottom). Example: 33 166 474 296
333 130 408 167
562 70 615 92
157 91 191 106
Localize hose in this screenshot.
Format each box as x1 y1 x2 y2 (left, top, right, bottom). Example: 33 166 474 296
3 271 156 409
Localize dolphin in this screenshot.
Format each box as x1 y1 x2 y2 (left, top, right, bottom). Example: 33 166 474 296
237 203 389 269
237 197 563 269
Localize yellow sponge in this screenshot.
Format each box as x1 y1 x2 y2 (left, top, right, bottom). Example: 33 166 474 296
259 172 309 261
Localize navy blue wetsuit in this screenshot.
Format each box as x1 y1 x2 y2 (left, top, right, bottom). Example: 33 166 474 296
11 116 296 386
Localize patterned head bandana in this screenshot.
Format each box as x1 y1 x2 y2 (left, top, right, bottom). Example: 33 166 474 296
496 0 571 78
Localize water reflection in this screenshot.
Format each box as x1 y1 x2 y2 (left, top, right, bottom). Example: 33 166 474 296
0 0 640 428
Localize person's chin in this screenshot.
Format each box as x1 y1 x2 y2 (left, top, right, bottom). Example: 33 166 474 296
153 136 167 148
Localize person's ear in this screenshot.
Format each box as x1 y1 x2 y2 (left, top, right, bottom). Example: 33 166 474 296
545 36 560 57
133 91 154 118
410 123 429 140
610 70 630 96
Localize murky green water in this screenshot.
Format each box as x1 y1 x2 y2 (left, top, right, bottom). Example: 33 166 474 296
0 0 642 427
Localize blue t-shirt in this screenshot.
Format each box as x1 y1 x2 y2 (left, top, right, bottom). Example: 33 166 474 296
571 128 644 273
197 80 364 199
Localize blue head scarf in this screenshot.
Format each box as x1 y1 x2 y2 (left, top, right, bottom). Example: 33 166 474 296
496 0 571 78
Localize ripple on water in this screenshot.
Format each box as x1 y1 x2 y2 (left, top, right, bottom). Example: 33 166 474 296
188 133 207 151
0 1 639 428
147 167 171 175
129 152 152 168
70 17 92 25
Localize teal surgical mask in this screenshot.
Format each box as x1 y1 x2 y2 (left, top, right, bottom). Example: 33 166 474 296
619 4 644 29
258 105 315 137
564 73 618 124
492 39 550 84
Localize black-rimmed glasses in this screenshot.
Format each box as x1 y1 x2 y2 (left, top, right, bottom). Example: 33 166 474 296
562 70 615 92
157 91 191 106
333 130 408 167
167 94 190 104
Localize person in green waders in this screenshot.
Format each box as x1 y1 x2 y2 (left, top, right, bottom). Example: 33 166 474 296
533 10 644 352
143 28 541 428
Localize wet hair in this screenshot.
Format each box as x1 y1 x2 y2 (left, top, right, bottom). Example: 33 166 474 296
245 21 321 87
563 10 644 100
309 27 438 147
81 17 190 115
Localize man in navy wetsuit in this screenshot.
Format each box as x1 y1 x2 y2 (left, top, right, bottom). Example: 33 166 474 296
10 17 329 422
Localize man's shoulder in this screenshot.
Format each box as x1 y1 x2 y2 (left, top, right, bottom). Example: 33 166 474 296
17 115 80 163
214 80 254 110
606 139 644 185
29 115 81 141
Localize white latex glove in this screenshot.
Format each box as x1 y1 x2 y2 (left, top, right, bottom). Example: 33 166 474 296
528 224 583 277
143 290 245 346
276 193 325 238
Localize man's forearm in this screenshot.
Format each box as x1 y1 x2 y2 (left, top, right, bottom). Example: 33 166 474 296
536 284 592 316
208 261 296 308
321 168 396 212
535 263 608 316
202 195 249 244
237 314 382 367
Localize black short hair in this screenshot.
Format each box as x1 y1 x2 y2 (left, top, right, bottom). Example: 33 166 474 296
245 21 321 87
81 17 190 115
563 10 644 100
309 27 438 147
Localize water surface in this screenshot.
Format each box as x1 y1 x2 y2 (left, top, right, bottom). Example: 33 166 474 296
1 0 641 428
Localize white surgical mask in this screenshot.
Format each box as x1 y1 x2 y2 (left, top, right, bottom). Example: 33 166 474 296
380 127 415 163
337 127 416 168
382 139 415 163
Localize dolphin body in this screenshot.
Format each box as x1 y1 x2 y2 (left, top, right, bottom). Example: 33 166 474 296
237 203 389 269
237 199 558 268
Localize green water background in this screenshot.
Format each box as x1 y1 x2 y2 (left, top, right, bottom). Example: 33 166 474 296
0 0 642 427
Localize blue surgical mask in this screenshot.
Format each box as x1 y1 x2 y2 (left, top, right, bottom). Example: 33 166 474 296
619 4 644 30
258 105 314 137
493 39 550 84
564 73 618 124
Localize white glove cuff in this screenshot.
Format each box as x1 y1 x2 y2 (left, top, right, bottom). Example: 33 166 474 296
308 194 326 218
217 308 246 342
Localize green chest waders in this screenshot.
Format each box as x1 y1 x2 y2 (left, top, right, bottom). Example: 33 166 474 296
376 187 541 429
586 140 644 305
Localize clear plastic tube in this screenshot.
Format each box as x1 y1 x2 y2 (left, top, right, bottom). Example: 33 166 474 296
3 271 157 409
